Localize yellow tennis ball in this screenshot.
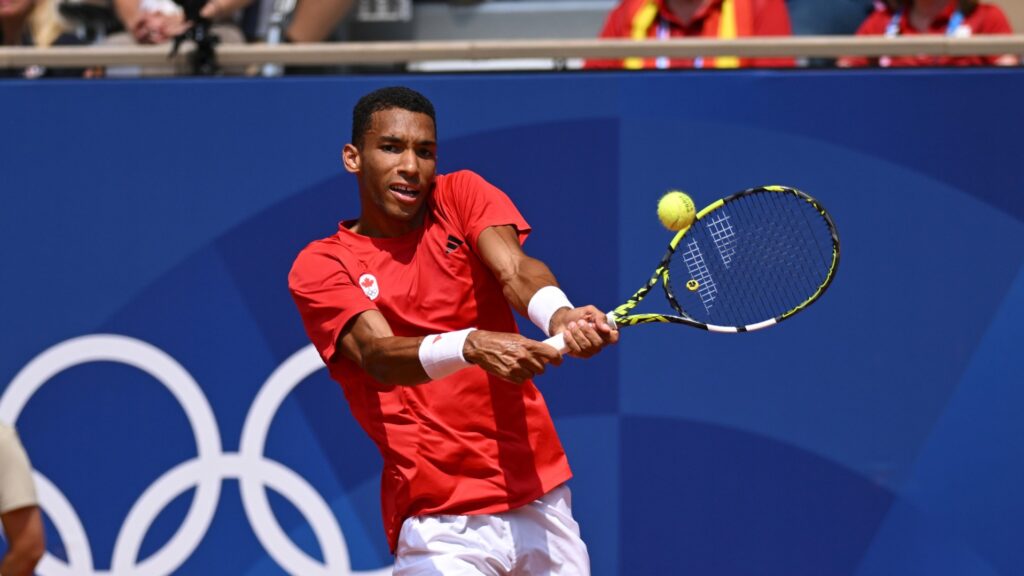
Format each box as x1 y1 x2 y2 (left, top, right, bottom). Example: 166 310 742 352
657 191 695 231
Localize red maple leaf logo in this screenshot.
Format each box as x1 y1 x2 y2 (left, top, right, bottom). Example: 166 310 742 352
361 277 375 288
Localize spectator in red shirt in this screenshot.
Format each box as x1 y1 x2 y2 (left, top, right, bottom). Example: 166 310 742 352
586 0 794 69
839 0 1018 67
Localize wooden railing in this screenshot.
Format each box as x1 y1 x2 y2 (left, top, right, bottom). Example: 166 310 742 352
1 35 1022 69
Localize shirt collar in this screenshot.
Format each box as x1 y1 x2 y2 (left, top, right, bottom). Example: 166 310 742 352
656 0 721 29
905 0 960 31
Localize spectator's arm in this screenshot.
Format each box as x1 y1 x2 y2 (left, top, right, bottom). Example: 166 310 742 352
113 0 141 29
286 0 355 42
0 506 45 576
200 0 255 21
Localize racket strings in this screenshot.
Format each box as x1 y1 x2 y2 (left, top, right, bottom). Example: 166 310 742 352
757 191 832 320
668 189 835 327
777 190 834 311
757 191 816 316
729 192 793 323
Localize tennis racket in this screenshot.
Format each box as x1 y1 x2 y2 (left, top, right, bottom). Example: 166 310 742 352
545 185 839 350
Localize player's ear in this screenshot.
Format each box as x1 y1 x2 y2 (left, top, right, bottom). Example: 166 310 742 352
341 143 361 174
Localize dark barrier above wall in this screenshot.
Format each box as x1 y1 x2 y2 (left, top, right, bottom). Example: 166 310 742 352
1 69 1023 576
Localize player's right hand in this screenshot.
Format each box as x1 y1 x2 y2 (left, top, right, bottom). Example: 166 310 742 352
463 330 563 384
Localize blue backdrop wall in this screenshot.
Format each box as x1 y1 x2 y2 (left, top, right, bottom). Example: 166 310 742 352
1 69 1022 576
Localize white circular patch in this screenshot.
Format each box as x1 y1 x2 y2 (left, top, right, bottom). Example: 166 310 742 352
358 274 380 300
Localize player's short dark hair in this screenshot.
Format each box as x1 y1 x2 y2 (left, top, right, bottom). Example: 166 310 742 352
351 86 436 148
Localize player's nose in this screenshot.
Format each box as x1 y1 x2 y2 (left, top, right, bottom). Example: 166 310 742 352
397 149 419 177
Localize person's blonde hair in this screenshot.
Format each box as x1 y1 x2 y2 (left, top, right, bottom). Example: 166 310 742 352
28 0 70 47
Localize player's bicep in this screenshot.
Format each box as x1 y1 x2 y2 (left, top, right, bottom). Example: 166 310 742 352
336 309 395 366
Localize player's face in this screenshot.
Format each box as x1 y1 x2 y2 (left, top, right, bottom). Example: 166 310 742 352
344 108 437 236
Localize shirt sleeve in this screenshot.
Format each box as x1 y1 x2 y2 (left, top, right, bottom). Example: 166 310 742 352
584 1 632 69
976 5 1013 34
753 0 793 36
288 243 377 364
439 170 532 251
749 0 795 68
597 0 631 38
0 425 38 514
976 6 1016 65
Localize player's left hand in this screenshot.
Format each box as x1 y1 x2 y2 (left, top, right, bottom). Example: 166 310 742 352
550 306 619 358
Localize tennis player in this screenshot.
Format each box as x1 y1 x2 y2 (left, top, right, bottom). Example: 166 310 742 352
289 86 617 575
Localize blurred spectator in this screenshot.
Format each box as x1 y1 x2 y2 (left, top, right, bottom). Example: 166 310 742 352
1 0 87 77
839 0 1019 67
786 0 874 35
0 424 45 576
786 0 875 67
282 0 353 43
106 0 246 73
259 0 355 76
586 0 795 69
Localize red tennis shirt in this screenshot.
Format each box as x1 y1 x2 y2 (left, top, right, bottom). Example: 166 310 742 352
288 170 572 552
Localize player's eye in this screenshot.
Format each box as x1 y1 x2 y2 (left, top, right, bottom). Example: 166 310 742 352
416 148 435 160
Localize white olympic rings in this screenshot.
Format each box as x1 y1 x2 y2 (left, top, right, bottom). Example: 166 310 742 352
0 334 392 576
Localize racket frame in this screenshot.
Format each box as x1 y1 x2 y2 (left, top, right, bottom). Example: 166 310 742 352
611 185 839 333
542 185 840 352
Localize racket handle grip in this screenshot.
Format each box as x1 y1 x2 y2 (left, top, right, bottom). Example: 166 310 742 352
542 313 617 354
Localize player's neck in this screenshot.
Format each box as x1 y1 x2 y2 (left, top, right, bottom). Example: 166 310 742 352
351 210 426 238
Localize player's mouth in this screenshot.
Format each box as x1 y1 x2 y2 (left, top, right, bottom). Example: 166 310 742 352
389 183 421 205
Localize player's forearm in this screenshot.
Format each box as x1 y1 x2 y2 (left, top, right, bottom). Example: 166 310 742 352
359 335 432 386
339 311 435 386
497 255 561 318
477 225 564 321
359 329 561 387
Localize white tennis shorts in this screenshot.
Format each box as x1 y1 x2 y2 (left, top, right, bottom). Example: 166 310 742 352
393 484 590 575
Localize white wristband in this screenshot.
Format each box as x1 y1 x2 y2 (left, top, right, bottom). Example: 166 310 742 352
418 328 476 380
528 285 574 337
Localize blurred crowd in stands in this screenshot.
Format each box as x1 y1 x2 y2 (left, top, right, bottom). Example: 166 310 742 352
0 0 1019 78
588 0 1018 68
